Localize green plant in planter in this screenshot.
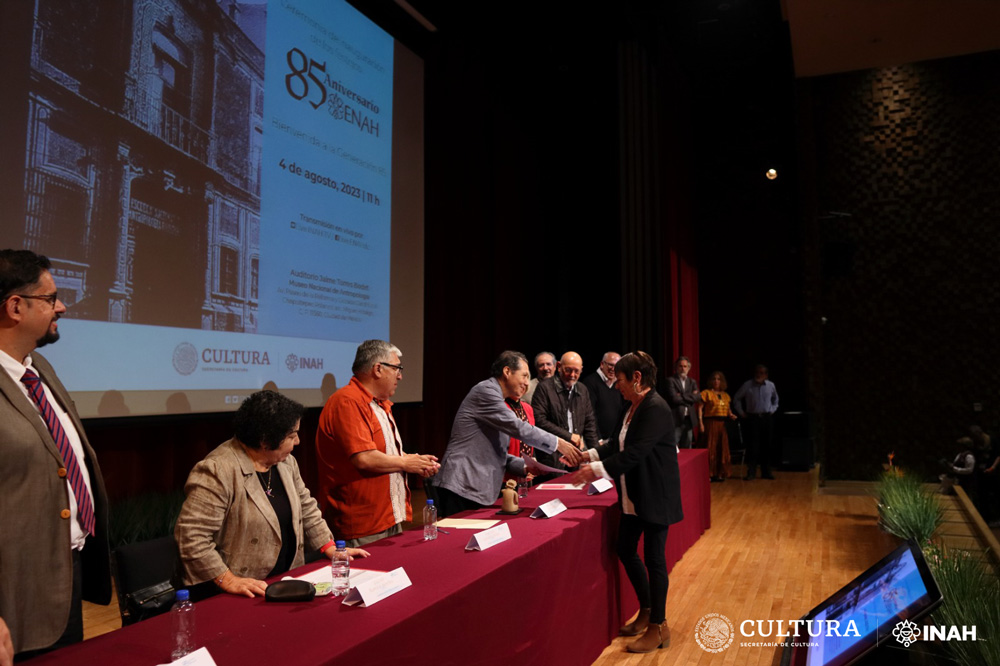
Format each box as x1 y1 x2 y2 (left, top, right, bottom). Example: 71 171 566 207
924 544 1000 666
875 470 942 545
108 490 186 549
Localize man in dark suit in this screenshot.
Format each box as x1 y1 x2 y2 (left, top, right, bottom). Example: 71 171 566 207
531 351 600 470
665 356 700 448
581 351 626 441
0 249 111 659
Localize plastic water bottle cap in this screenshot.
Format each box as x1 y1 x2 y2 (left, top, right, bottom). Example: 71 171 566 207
426 499 434 505
176 589 190 601
335 540 346 548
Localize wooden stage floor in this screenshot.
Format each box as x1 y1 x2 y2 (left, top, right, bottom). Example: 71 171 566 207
83 467 897 665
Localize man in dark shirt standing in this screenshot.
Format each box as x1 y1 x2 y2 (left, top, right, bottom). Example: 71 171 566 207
581 351 625 442
531 351 600 470
733 364 780 480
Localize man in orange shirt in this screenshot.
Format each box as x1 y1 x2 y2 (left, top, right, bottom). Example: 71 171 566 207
316 340 440 546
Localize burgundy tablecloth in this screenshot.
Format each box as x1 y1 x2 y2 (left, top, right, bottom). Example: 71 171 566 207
33 450 709 666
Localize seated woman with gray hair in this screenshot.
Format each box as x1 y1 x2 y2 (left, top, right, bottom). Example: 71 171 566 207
175 390 369 597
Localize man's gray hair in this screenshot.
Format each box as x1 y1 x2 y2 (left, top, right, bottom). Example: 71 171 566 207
534 351 555 368
352 339 402 375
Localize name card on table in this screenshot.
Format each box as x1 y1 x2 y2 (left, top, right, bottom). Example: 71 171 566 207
341 567 412 608
530 498 568 519
165 647 218 666
587 478 614 495
465 522 512 551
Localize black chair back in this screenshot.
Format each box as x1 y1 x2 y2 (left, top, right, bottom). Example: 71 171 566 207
112 535 181 626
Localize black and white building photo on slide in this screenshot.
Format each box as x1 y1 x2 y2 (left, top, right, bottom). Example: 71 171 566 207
5 0 266 332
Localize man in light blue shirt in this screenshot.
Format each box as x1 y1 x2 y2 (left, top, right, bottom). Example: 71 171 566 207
733 365 779 480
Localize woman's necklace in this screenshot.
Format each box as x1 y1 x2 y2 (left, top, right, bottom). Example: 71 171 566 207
258 467 274 497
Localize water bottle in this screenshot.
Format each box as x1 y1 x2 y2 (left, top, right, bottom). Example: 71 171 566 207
423 499 438 540
170 589 195 661
331 540 351 596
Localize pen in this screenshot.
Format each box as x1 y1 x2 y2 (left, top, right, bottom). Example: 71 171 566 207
437 528 450 535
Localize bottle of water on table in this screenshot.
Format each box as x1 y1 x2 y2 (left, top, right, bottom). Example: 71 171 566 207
331 540 351 596
170 589 195 661
423 498 438 540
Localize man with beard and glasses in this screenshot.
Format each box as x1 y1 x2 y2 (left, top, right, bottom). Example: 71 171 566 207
0 249 111 661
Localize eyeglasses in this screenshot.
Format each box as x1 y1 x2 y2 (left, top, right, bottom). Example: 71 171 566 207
379 361 404 373
6 292 59 307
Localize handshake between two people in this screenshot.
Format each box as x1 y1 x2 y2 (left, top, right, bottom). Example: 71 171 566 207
521 437 588 478
553 436 600 486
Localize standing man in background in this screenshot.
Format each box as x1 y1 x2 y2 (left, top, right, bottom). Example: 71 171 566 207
733 364 780 480
523 350 556 404
316 339 439 546
666 356 700 448
0 249 111 659
582 351 625 442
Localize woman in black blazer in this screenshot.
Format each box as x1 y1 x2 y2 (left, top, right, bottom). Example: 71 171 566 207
566 351 683 654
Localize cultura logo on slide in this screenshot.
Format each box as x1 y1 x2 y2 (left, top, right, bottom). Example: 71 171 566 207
172 342 198 376
285 354 324 373
201 348 271 365
892 619 977 647
695 613 735 653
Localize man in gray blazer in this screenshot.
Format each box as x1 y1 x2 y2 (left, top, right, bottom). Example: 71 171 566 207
433 351 585 517
0 249 111 659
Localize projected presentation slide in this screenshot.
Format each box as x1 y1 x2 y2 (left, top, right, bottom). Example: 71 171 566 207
260 0 392 341
0 0 424 416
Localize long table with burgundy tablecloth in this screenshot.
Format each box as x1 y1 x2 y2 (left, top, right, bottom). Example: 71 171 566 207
33 450 710 666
